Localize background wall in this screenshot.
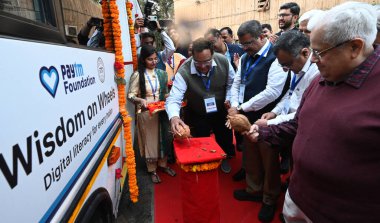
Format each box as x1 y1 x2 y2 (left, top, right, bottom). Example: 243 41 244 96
62 0 102 30
173 0 378 40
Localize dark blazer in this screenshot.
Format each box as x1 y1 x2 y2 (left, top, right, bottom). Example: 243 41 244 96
275 26 299 36
226 43 245 71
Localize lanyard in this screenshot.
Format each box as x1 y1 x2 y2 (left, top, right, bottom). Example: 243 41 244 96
289 63 313 96
145 70 158 100
168 55 175 70
200 67 215 92
289 73 304 96
242 43 271 83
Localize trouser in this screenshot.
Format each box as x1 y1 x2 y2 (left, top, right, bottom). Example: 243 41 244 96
186 111 235 157
235 131 244 146
146 156 168 172
244 140 281 205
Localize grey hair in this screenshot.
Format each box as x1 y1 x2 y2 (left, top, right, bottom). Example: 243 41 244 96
299 9 323 23
237 20 262 39
273 30 310 57
307 10 326 32
314 2 377 50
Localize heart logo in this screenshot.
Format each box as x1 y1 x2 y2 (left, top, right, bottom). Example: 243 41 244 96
39 66 59 98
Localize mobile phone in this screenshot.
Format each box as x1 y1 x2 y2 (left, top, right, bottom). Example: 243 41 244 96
147 15 157 21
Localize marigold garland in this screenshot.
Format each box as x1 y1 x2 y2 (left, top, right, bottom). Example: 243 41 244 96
178 160 222 172
102 0 139 203
126 1 138 70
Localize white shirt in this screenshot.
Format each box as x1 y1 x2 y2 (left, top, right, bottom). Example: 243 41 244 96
223 42 231 64
267 55 319 125
230 40 288 112
165 57 235 120
159 31 176 63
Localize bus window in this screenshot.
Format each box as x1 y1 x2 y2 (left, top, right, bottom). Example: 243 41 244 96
0 0 65 43
0 0 56 26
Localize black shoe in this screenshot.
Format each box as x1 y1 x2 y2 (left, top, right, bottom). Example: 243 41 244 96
258 203 276 222
167 157 176 164
236 143 245 152
280 156 290 174
221 159 231 173
232 168 246 181
233 189 262 202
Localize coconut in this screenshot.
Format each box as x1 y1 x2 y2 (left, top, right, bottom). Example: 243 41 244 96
228 114 251 132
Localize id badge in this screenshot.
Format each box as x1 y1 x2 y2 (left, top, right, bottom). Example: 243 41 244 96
282 97 290 115
204 96 218 113
238 84 246 104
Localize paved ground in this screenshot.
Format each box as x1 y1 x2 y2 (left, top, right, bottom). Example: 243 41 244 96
116 144 154 223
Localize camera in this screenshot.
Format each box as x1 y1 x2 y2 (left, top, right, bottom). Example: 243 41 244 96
144 0 160 30
88 17 103 31
147 15 157 21
93 18 103 28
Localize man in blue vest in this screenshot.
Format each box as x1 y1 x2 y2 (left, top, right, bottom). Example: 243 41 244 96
229 20 289 222
205 28 245 165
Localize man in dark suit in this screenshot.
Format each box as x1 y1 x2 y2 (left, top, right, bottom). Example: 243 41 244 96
205 28 244 71
204 28 245 175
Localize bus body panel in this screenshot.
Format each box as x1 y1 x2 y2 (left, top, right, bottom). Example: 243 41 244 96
0 37 123 222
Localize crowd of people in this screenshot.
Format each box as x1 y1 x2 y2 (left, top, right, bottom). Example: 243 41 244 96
119 1 379 222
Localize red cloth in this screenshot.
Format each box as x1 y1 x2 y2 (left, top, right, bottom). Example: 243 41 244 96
180 168 220 223
174 137 223 223
174 137 226 164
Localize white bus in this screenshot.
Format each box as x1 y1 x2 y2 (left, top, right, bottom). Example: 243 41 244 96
0 0 140 222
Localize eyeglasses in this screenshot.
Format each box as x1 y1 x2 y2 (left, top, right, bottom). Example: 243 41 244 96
278 13 293 18
278 61 294 72
278 64 291 72
240 39 256 47
311 40 351 62
193 58 212 66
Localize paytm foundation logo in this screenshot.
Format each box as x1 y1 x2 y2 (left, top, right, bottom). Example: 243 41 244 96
39 66 59 98
39 62 96 97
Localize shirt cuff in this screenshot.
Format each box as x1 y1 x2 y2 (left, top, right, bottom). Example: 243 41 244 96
241 102 251 112
267 119 278 126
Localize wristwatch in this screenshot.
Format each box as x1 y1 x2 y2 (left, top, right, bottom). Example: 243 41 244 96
237 105 243 112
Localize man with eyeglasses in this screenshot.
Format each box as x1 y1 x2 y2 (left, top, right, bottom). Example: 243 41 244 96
244 2 380 222
269 2 301 175
255 31 318 128
205 27 245 154
254 33 318 202
270 2 300 44
228 20 289 222
166 38 236 173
